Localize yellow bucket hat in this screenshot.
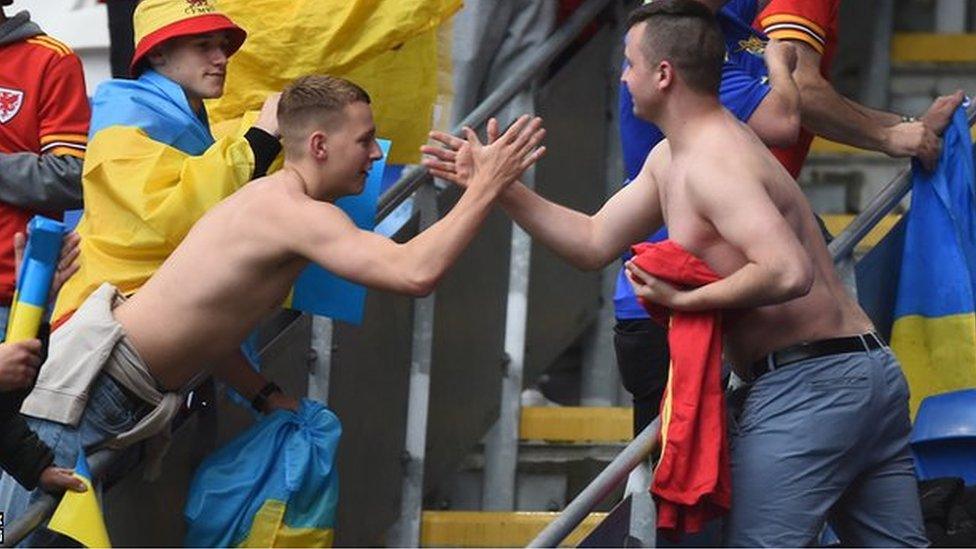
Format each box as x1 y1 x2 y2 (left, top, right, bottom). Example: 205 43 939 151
130 0 246 76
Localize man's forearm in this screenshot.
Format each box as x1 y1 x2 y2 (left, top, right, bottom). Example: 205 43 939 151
676 262 811 312
841 96 902 128
498 181 610 271
399 181 500 293
797 75 889 150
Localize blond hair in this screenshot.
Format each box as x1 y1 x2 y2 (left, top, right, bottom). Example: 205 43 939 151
278 75 371 156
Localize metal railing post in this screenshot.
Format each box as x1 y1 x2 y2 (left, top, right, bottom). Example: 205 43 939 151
935 0 967 33
387 182 438 547
581 1 625 407
859 0 893 109
375 0 615 222
307 315 333 406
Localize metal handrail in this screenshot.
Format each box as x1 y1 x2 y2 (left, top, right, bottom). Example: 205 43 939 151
829 99 976 261
529 418 660 548
375 0 615 222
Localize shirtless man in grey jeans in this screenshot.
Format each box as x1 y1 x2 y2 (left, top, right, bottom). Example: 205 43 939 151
423 1 927 545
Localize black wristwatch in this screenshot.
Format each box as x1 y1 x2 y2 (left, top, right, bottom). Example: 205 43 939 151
251 381 283 413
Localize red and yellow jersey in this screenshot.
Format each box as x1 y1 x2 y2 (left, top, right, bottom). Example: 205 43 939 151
0 34 89 301
757 0 840 178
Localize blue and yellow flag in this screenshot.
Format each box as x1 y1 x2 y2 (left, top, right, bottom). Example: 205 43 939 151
184 400 342 547
52 69 254 323
890 104 976 415
209 0 460 165
46 453 111 548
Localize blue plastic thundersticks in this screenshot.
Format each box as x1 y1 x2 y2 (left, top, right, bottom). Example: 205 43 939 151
6 216 65 342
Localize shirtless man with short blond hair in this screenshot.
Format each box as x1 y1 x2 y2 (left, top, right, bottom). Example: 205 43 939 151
423 0 926 545
1 74 546 519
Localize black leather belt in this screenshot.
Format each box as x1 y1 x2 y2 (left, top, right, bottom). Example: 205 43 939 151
747 332 886 382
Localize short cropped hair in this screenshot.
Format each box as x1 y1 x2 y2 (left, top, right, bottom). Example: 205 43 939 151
278 75 371 155
627 0 725 95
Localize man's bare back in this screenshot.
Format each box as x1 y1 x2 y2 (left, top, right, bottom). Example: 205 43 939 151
647 109 872 369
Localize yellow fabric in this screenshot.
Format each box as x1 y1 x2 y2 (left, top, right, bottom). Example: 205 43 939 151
47 475 111 548
134 0 226 47
208 0 460 164
891 313 976 416
237 499 334 548
52 125 253 321
5 300 44 343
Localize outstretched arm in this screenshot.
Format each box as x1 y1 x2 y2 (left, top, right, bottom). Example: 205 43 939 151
423 120 665 271
294 116 546 296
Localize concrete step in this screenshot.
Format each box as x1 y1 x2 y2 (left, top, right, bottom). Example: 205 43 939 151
519 406 631 443
421 510 605 547
430 408 634 513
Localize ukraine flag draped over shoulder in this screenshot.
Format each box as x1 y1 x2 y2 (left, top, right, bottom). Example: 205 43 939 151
209 0 461 165
890 104 976 415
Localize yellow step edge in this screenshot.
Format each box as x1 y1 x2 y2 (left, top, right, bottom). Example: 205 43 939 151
892 33 976 63
808 137 875 156
821 213 902 250
519 406 632 443
421 511 606 548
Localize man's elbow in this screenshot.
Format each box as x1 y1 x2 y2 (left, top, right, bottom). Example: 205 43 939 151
403 273 437 297
778 261 814 301
762 117 800 148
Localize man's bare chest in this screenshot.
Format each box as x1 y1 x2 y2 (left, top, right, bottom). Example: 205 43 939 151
658 174 746 277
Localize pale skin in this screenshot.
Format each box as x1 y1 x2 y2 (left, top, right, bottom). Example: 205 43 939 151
113 102 545 391
424 22 874 370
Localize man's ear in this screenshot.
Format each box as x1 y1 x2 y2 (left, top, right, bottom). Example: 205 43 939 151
147 47 167 68
657 60 674 91
309 131 328 162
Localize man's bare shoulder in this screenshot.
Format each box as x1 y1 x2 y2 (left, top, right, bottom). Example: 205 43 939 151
632 139 671 188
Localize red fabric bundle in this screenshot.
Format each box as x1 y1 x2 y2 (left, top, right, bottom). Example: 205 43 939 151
629 240 730 539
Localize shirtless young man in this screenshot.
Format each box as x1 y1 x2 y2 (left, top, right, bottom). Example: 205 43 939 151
423 1 926 545
1 75 545 519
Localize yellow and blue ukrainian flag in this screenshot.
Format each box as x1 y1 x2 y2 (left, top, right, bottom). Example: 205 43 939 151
889 104 976 415
208 0 460 166
44 453 111 548
184 400 341 547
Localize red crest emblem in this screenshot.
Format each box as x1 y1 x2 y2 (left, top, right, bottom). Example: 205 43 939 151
0 87 24 124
